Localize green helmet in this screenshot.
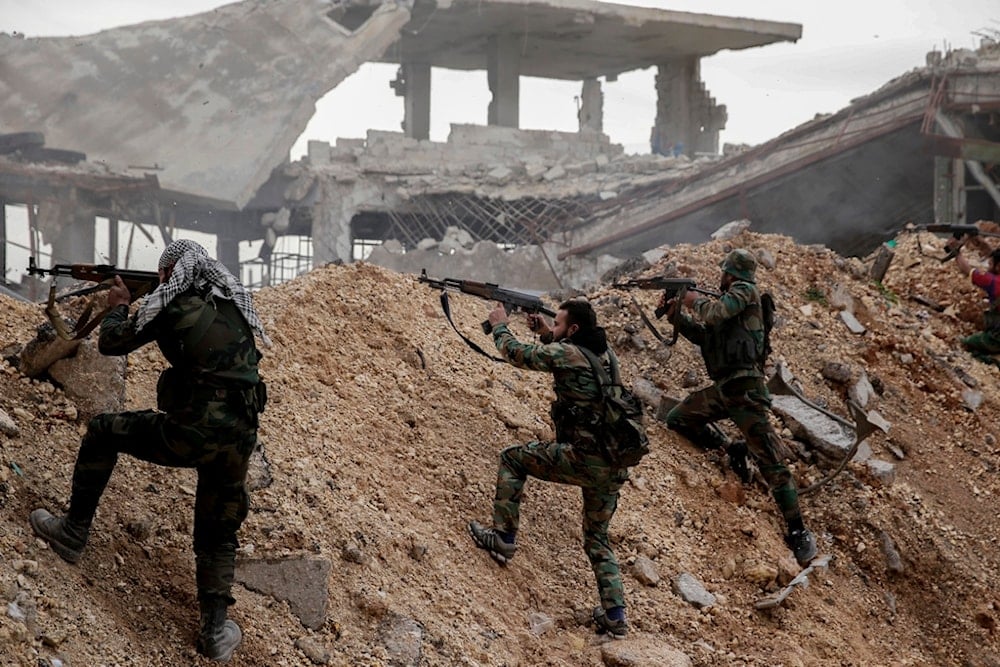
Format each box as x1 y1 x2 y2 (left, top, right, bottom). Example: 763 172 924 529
720 249 757 282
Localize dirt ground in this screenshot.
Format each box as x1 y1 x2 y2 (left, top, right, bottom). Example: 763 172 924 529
2 229 1000 666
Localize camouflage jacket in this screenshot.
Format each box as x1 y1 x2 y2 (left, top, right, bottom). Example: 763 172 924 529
675 280 766 384
492 323 609 447
100 288 262 420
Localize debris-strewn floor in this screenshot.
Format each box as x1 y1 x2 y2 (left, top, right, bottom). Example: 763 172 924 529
2 230 1000 666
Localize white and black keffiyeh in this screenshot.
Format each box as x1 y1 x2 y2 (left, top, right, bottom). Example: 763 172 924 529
135 239 272 348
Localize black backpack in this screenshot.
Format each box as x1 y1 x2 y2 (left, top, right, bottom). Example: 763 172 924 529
577 347 649 468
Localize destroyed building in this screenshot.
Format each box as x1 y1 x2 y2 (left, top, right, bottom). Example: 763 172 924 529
0 0 998 294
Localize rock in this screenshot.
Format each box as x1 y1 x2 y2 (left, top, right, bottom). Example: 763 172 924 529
0 408 18 437
528 611 554 636
631 556 660 586
820 361 853 384
600 635 693 666
377 613 424 667
839 310 866 334
879 531 904 573
671 572 715 609
295 636 331 665
710 219 751 240
48 339 126 419
236 557 331 630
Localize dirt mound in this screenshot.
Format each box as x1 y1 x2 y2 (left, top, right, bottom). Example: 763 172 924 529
2 230 1000 666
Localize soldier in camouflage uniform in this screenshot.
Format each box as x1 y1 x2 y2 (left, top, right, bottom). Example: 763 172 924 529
468 299 632 639
30 239 269 662
660 248 817 566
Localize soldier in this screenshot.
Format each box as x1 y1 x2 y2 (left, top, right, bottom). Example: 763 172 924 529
660 248 817 566
468 299 634 639
949 244 1000 367
29 239 269 662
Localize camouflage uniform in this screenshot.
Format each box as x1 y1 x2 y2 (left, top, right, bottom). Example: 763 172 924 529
665 251 803 526
489 323 630 610
68 290 262 608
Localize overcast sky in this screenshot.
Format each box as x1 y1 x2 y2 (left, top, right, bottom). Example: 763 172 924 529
3 0 997 155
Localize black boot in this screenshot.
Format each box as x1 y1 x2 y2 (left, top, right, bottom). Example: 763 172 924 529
197 599 242 662
29 509 89 564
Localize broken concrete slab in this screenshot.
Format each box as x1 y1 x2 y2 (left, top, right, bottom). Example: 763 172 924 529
235 556 331 630
0 0 413 207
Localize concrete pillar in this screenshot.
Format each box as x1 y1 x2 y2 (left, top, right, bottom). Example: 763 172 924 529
578 78 603 133
651 57 726 157
487 34 520 128
51 207 95 265
217 234 240 279
402 62 431 140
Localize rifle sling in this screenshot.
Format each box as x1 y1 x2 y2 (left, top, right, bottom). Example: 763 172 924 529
439 292 507 363
628 295 665 344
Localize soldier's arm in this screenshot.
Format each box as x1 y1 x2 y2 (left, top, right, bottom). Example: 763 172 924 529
492 323 570 372
693 283 753 326
98 305 160 356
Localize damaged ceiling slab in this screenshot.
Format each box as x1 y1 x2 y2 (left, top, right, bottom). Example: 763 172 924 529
0 0 413 209
1 0 804 290
558 44 1000 263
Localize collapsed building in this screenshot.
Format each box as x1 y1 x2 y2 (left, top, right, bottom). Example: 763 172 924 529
0 0 997 294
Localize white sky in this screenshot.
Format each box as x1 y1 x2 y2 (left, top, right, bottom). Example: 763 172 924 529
2 0 996 154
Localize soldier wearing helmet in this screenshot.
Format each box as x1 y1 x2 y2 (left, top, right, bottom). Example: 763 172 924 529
658 248 818 567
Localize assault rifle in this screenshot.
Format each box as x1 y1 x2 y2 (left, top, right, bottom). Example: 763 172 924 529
418 269 555 360
613 276 719 345
904 223 1000 262
26 258 160 340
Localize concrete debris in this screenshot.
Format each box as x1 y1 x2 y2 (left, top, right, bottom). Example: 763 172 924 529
235 557 331 630
755 555 832 610
671 572 716 609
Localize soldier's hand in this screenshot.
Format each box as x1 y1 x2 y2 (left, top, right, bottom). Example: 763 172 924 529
527 313 551 336
682 290 699 307
107 275 132 308
488 303 508 328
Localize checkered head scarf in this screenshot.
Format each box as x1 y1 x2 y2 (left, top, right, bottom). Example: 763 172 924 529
135 239 272 348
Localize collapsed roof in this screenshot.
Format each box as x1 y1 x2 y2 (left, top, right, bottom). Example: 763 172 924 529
0 0 799 212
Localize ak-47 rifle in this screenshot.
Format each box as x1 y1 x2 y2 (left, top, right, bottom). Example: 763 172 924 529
904 222 1000 262
418 269 555 360
613 276 719 345
27 257 160 340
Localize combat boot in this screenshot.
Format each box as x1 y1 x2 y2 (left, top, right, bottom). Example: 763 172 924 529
29 509 89 564
196 600 243 662
468 520 517 564
592 606 628 639
786 528 818 566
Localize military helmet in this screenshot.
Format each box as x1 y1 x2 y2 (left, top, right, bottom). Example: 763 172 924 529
720 248 757 282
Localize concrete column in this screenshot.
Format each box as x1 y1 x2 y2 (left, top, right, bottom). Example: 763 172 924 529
487 34 520 128
651 57 726 157
402 62 431 140
217 234 240 279
578 78 603 133
933 156 956 223
51 207 95 265
651 57 697 157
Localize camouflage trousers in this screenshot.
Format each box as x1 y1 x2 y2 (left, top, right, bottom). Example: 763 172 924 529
962 329 1000 367
67 404 257 607
665 376 802 524
492 440 629 610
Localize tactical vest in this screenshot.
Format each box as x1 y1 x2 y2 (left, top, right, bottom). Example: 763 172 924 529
702 286 765 381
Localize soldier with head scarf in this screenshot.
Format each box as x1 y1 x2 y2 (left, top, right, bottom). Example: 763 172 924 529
30 239 269 662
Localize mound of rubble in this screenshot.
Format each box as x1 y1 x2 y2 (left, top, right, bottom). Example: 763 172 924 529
2 229 1000 666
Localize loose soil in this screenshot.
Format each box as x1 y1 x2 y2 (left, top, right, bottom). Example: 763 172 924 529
2 230 999 666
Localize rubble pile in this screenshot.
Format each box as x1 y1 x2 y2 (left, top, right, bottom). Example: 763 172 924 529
1 230 1000 666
